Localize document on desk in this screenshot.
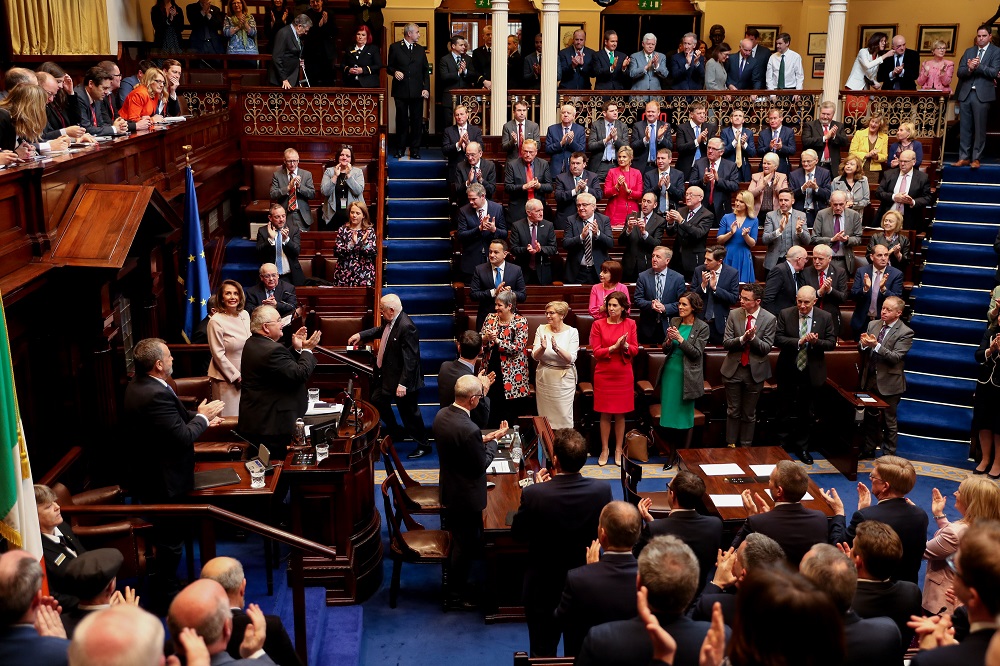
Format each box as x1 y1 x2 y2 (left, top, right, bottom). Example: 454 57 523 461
749 464 776 477
765 488 813 501
487 459 513 474
709 494 745 508
305 403 343 416
700 463 744 476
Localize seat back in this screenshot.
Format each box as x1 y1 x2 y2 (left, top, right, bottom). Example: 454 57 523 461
381 475 406 555
621 454 642 496
318 315 364 347
252 164 279 201
379 435 418 490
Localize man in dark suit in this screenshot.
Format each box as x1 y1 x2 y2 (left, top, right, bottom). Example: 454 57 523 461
954 26 1000 169
788 150 832 226
692 245 740 345
75 66 128 137
0 550 71 664
349 0 385 45
437 330 493 428
201 556 303 666
845 455 928 583
512 429 612 656
745 28 772 93
803 244 848 334
348 294 429 457
674 102 717 181
557 29 595 89
455 183 507 283
773 285 838 463
763 245 810 316
187 0 224 54
720 283 776 448
591 30 630 90
726 39 764 90
691 138 741 221
875 150 932 230
555 501 640 657
586 100 629 182
58 549 122 637
504 139 552 222
268 15 311 88
619 193 665 282
800 544 903 666
452 141 496 202
471 25 493 80
437 35 484 119
522 34 543 89
812 192 864 278
756 108 796 175
122 338 225 605
643 148 685 217
501 100 541 165
441 105 484 179
634 246 687 345
386 23 430 159
668 32 706 89
690 533 786 625
269 149 315 230
577 535 726 666
876 35 920 90
634 471 722 593
858 297 913 458
663 186 715 281
509 199 558 285
850 245 904 339
468 239 526 331
245 263 298 319
544 105 586 176
801 101 849 173
256 204 305 286
732 460 846 566
630 100 672 174
562 193 613 285
553 151 601 229
238 306 320 459
434 375 505 608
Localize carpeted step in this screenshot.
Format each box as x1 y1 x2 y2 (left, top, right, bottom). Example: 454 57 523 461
901 371 976 407
417 340 459 376
383 261 452 285
386 198 451 218
937 183 1000 205
942 164 1000 185
225 238 259 263
922 241 998 267
381 285 455 314
220 263 260 287
927 221 1000 245
911 286 991 318
385 217 452 238
897 399 973 441
388 178 449 198
933 201 1000 223
905 339 979 376
383 239 453 262
409 315 456 340
390 403 443 431
896 433 972 468
388 154 448 180
920 264 996 291
909 314 988 345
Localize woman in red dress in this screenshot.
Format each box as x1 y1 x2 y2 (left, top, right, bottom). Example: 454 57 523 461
602 145 643 229
590 290 638 466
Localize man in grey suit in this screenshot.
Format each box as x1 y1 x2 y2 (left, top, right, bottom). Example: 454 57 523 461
762 190 811 273
452 141 497 202
505 139 552 222
587 100 629 182
663 186 715 282
563 193 613 285
812 191 863 277
628 33 670 91
501 100 541 165
438 330 493 428
858 296 912 458
720 283 776 448
954 25 1000 169
269 148 315 229
268 15 310 88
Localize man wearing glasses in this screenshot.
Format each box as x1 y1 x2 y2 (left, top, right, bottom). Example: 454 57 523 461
875 149 931 231
270 148 315 230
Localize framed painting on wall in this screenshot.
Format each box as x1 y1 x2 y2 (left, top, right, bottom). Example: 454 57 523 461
746 25 779 51
917 25 958 55
559 23 584 49
807 33 827 56
812 57 825 78
859 25 897 51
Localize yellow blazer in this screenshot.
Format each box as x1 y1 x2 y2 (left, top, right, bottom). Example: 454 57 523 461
849 131 888 172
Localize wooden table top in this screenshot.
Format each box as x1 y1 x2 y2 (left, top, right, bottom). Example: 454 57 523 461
677 447 835 522
190 461 283 497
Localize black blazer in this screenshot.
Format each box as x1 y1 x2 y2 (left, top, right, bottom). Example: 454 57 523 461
578 613 720 666
228 608 303 666
438 52 483 103
509 218 558 285
555 552 638 657
801 119 849 167
557 46 595 89
469 261 526 331
846 497 929 583
732 501 845 567
268 24 302 86
843 611 903 666
875 168 931 230
433 404 497 511
775 306 838 388
674 120 718 180
505 158 553 222
629 120 673 169
356 312 425 397
386 40 429 99
635 510 723 593
553 170 602 227
437 359 489 427
442 124 484 176
74 85 116 137
471 45 492 80
618 212 666 282
692 263 741 342
853 578 922 652
663 205 715 279
910 628 994 666
238 333 317 440
726 54 763 89
591 49 629 90
122 374 209 501
691 158 742 219
803 264 848 332
642 168 686 214
452 159 497 201
42 523 87 609
256 225 305 286
690 583 737 625
342 45 382 88
455 200 507 275
762 261 801 316
244 279 298 318
877 49 921 90
563 214 614 283
43 98 82 141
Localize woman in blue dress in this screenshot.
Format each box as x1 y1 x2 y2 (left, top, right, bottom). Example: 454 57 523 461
224 0 258 55
715 190 757 283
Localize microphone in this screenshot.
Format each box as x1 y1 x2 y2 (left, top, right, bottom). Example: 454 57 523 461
229 430 274 470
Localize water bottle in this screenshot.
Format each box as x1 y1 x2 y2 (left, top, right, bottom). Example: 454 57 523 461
525 469 535 486
294 418 306 446
510 425 523 467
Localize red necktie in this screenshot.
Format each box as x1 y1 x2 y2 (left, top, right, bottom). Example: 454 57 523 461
526 162 535 199
288 172 298 211
822 125 830 161
518 123 524 149
709 166 717 205
741 314 753 366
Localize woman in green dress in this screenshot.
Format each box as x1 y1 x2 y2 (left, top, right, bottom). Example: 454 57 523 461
659 291 710 432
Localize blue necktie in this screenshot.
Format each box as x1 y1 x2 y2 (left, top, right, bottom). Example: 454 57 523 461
648 123 657 162
275 232 284 273
494 267 501 289
694 126 702 161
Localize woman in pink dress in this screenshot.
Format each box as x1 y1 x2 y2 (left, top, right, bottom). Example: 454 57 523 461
207 279 251 416
590 290 638 466
916 40 955 93
602 146 643 228
588 260 630 318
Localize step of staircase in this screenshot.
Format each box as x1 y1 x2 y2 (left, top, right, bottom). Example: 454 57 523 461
408 315 456 340
934 200 1000 223
926 221 1000 245
909 313 987 346
941 164 1000 185
897 433 972 468
897 399 973 441
385 198 451 218
388 178 450 198
384 261 452 284
920 264 996 291
920 241 998 267
901 371 976 406
383 239 453 262
385 217 452 238
905 339 980 377
937 182 1000 204
911 285 992 318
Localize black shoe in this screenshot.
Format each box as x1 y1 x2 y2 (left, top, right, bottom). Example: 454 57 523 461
973 467 988 475
799 449 814 465
446 597 479 611
393 150 404 159
411 152 422 160
407 446 431 459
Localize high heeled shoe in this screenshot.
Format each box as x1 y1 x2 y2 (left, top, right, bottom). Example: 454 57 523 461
614 449 622 466
598 450 609 466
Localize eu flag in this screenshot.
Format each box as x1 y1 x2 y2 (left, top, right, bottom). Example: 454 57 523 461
181 166 211 342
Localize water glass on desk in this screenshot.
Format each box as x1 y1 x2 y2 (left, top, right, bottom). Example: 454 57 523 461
315 440 330 461
308 388 320 404
249 467 266 489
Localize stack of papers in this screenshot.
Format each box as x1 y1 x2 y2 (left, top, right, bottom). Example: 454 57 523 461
305 402 342 416
708 494 745 508
487 459 512 474
700 463 744 476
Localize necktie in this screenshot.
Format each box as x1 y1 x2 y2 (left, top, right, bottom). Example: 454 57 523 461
518 122 523 149
708 165 717 204
893 173 909 213
740 58 746 76
275 231 284 273
658 173 668 212
604 122 615 160
832 214 842 253
822 125 830 161
472 165 479 181
868 324 889 373
817 272 826 308
91 102 99 126
655 272 664 301
778 54 786 89
362 3 369 21
780 212 789 232
266 289 274 300
407 42 412 51
797 316 808 371
705 274 715 321
526 161 535 199
609 51 615 67
494 266 502 289
287 172 298 211
478 208 486 225
584 221 594 267
376 319 392 368
870 271 881 315
735 133 743 168
529 224 538 269
686 210 695 224
693 125 702 160
979 48 986 62
894 55 903 89
648 123 657 163
741 314 753 366
563 126 568 138
793 271 802 290
804 173 814 209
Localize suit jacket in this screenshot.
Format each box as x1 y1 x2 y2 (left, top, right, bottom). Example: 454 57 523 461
853 578 922 652
437 359 489 427
268 24 302 86
244 280 297 318
256 224 305 284
842 610 902 666
591 49 629 89
356 312 424 398
720 307 776 383
847 497 928 583
910 628 994 666
555 552 638 656
210 652 276 666
502 119 541 163
749 171 789 218
668 52 705 90
692 158 741 219
522 51 542 88
0 625 70 666
562 214 614 283
238 333 316 439
812 207 863 273
756 125 796 174
42 523 87 609
751 45 772 86
642 168 685 214
438 52 482 103
471 45 492 80
618 212 665 281
74 85 116 136
554 169 602 225
763 261 803 315
578 613 721 666
720 127 756 181
663 205 716 280
803 264 848 331
690 583 737 625
674 120 719 180
269 169 315 229
386 40 430 99
505 158 553 221
507 50 525 89
876 168 931 230
511 473 612 615
228 608 302 666
342 44 382 88
469 261 526 330
557 46 596 89
544 122 586 176
726 53 764 89
123 374 209 501
434 404 496 512
509 217 558 284
634 510 723 592
788 167 833 215
634 267 687 344
957 44 1000 102
733 501 846 566
455 201 507 275
660 317 710 400
877 49 921 90
850 264 904 334
187 2 224 54
692 263 740 341
587 118 629 169
441 124 484 176
629 120 673 169
762 209 811 271
775 305 838 388
627 50 671 90
43 97 82 140
860 318 913 395
801 119 849 167
453 159 497 201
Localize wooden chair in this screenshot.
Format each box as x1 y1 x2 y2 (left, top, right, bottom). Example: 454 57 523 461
620 455 671 519
512 653 575 665
381 473 452 608
380 436 443 514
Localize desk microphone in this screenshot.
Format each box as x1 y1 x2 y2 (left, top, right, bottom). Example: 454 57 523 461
229 430 275 472
339 375 362 433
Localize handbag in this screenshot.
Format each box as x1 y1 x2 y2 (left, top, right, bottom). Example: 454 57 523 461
625 429 649 463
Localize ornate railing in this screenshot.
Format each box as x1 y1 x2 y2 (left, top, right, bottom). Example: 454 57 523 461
235 87 385 137
182 87 229 116
838 90 950 139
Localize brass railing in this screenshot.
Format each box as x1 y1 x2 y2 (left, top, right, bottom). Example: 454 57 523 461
236 87 386 137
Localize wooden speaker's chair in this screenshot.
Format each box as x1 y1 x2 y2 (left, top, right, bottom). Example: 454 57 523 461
165 376 246 460
380 436 443 515
620 455 671 519
381 473 452 608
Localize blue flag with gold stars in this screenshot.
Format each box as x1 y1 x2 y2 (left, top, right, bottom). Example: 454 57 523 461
182 165 211 342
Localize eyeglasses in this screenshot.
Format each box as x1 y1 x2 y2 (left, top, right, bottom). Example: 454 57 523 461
869 473 883 483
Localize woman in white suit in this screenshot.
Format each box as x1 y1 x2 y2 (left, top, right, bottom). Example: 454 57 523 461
845 32 889 90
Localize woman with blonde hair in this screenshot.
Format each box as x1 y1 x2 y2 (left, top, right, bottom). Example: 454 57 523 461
119 68 167 122
848 114 888 184
867 210 910 272
715 190 758 283
603 145 643 227
207 279 251 416
531 300 579 429
0 84 68 157
916 40 955 93
748 152 788 217
888 121 923 169
831 154 870 215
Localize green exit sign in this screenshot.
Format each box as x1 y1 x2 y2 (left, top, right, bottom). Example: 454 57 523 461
638 0 660 8
475 0 492 7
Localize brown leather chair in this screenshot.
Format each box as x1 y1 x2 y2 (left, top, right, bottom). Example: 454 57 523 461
380 436 442 515
620 454 670 519
381 473 451 608
164 376 246 459
512 652 575 665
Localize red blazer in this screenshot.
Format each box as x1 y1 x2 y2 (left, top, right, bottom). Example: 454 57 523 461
119 84 158 121
602 166 643 227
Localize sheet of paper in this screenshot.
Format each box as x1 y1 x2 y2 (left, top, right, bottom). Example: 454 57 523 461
280 314 293 328
765 488 813 501
305 403 343 416
487 459 511 474
858 395 877 403
709 494 745 508
749 464 776 477
700 463 744 476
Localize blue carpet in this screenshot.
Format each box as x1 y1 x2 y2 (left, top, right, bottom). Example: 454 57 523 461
933 201 1000 223
905 339 979 376
908 314 986 345
384 262 452 284
383 239 453 262
381 286 455 314
910 286 992 318
386 218 453 238
919 264 996 290
929 221 1000 244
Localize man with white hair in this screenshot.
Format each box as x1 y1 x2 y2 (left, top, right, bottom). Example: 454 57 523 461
875 148 931 231
788 149 832 227
628 33 670 91
812 191 863 277
691 137 741 220
69 605 191 666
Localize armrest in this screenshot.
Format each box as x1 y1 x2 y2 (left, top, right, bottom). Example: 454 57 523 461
578 382 594 397
71 487 123 506
198 416 240 442
239 184 251 207
74 521 135 538
636 380 654 396
703 380 712 393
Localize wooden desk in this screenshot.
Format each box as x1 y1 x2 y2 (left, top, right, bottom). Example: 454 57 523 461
190 461 283 497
